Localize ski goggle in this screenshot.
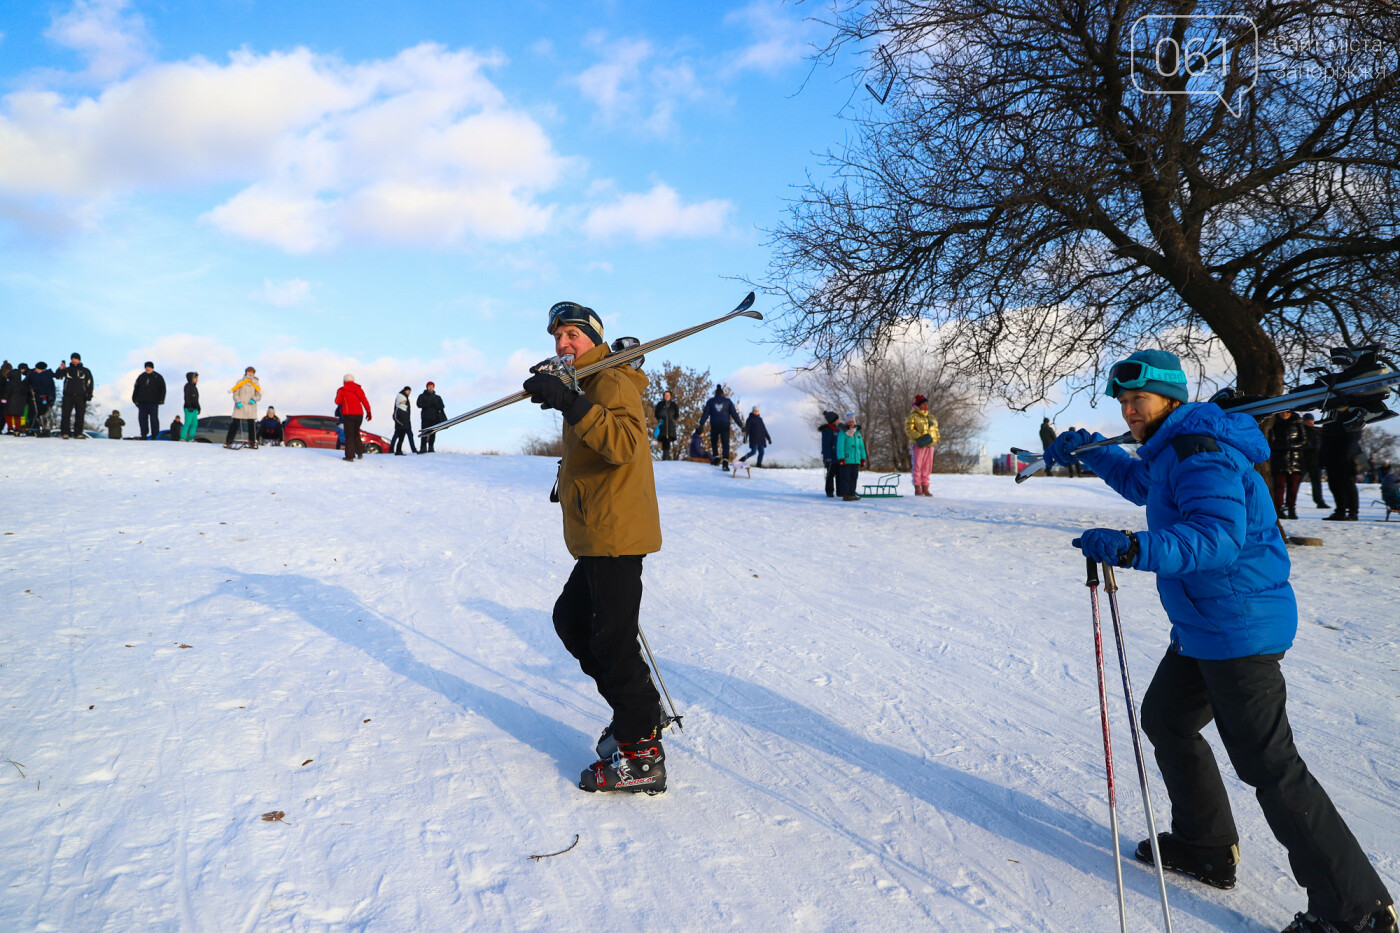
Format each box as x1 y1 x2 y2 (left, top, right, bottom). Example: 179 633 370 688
547 301 601 336
1104 359 1188 397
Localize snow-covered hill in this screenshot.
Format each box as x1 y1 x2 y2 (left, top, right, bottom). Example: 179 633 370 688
2 441 1396 931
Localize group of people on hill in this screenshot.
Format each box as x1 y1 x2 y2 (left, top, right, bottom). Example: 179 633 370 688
1266 409 1394 522
1 355 451 457
656 384 773 469
1 354 94 438
330 376 447 460
814 394 941 501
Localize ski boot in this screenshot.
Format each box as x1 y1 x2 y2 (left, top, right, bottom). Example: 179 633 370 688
1134 832 1239 889
580 729 665 795
596 705 676 760
1281 904 1398 932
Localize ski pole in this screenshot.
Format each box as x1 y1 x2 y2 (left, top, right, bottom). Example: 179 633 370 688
1102 562 1174 932
636 621 683 732
1087 556 1129 933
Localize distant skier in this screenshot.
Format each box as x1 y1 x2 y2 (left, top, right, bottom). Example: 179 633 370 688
335 376 372 461
1039 417 1057 476
654 391 680 461
836 412 867 501
1300 414 1328 509
819 410 840 497
416 382 445 453
27 362 56 436
697 384 743 467
904 394 939 496
182 372 200 441
738 406 771 467
1044 349 1395 933
522 300 667 795
1321 411 1363 521
58 353 94 439
132 361 166 440
391 386 417 455
1268 410 1306 520
225 367 261 449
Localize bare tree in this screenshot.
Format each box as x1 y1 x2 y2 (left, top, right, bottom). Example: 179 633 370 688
769 0 1400 403
797 331 986 471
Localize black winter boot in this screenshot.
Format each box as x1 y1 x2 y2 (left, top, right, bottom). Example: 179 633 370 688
1134 832 1239 889
595 705 675 760
580 729 665 795
1281 904 1398 932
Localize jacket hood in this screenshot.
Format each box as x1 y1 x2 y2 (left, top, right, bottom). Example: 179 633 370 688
1144 402 1271 464
576 342 648 395
186 372 198 382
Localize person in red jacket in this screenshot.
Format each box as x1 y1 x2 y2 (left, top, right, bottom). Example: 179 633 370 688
334 374 372 461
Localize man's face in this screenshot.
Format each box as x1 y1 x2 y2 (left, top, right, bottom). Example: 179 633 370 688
1118 390 1178 442
553 324 595 360
144 365 153 372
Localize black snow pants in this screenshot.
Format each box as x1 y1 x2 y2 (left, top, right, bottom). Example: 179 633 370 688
824 459 838 497
709 426 730 463
1140 648 1391 921
61 394 87 436
552 555 661 743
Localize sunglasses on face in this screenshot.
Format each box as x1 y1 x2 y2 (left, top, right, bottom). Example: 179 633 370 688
1104 359 1188 397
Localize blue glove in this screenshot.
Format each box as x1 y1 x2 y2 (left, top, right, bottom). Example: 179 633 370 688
1073 528 1135 566
235 401 243 409
1044 428 1103 469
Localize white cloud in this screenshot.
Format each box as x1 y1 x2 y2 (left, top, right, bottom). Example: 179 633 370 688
572 34 707 136
724 1 816 75
583 183 732 241
46 0 151 82
255 277 313 308
0 42 569 250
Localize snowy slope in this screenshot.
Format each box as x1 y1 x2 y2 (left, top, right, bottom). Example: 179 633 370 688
1 441 1396 932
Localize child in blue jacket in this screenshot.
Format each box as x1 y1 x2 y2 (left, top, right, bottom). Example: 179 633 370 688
1046 350 1394 933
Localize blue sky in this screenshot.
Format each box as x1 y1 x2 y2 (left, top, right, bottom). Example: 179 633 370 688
1 0 1121 458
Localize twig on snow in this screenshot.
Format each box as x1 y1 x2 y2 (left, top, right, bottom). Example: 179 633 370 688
528 834 580 861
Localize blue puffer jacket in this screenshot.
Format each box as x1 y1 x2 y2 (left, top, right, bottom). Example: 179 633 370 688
1081 403 1296 660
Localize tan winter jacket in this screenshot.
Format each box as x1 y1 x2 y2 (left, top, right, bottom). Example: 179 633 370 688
904 407 940 446
230 376 261 420
557 343 662 558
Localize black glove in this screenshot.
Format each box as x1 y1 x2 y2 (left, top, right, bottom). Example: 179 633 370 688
523 373 594 426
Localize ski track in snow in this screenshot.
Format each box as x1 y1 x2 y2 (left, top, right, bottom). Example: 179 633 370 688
0 442 1395 931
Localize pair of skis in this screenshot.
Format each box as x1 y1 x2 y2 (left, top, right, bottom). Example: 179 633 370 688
1015 349 1400 482
419 292 761 439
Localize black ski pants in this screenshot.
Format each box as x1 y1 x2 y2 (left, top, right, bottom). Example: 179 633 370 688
391 423 417 454
421 423 438 452
1323 458 1359 516
1141 648 1391 920
137 402 160 439
61 394 87 436
824 459 838 497
552 555 661 743
708 426 731 462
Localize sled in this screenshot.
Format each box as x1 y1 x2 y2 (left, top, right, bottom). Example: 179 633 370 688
860 473 903 498
731 462 751 478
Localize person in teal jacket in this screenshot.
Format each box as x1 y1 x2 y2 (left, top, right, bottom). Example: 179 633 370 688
835 412 867 501
1045 349 1394 933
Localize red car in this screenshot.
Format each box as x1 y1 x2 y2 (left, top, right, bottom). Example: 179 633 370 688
281 414 389 453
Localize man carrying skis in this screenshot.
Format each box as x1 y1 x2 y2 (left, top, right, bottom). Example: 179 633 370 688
522 300 667 795
1044 349 1395 933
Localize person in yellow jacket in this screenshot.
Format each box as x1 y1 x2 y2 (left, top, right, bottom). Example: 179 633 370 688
522 301 667 796
904 394 940 496
225 367 261 449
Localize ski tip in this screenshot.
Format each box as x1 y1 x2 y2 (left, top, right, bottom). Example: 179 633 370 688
736 291 757 313
739 309 764 321
1014 471 1031 484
